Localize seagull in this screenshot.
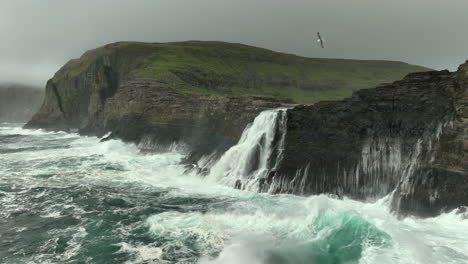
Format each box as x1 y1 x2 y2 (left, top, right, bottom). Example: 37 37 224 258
317 32 324 48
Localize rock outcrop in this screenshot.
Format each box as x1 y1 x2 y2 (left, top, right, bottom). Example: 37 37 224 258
25 42 294 156
264 62 468 217
25 40 466 217
25 41 427 158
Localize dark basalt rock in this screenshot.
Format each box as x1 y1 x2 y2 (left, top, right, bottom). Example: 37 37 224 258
25 44 292 161
266 63 468 217
24 40 467 217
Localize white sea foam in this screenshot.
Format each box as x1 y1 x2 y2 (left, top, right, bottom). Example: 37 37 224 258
118 242 164 264
2 124 468 264
144 192 468 264
0 125 71 136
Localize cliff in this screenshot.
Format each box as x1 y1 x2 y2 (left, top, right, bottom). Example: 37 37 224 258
25 41 427 156
264 62 468 217
25 41 429 130
27 40 461 217
0 84 44 122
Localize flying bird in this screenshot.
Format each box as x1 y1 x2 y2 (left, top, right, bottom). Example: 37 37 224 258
317 32 324 48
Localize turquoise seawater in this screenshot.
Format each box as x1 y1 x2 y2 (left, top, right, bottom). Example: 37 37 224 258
1 124 467 264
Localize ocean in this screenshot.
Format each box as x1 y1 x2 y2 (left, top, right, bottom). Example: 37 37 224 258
1 122 467 264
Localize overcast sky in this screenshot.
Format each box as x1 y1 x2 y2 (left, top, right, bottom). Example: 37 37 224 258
1 0 467 87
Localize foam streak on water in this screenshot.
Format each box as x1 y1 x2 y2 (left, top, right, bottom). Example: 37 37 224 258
0 124 467 264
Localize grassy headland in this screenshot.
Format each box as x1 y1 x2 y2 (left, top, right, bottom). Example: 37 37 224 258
55 41 431 104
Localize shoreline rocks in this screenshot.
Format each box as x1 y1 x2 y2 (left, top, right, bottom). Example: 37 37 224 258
24 40 466 217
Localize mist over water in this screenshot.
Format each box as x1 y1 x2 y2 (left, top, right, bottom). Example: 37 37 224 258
1 123 468 263
0 85 44 123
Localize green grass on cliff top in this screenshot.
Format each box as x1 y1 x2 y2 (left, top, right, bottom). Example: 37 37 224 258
56 41 431 104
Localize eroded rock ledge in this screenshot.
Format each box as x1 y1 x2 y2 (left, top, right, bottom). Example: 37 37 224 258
24 41 466 217
25 42 297 157
266 62 468 217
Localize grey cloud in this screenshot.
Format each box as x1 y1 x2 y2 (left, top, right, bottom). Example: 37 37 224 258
1 0 467 87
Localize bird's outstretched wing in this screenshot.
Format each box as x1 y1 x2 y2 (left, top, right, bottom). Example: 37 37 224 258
317 32 324 48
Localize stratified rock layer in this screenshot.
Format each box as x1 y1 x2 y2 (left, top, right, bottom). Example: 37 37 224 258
25 40 466 217
26 41 424 159
25 43 292 157
267 62 468 217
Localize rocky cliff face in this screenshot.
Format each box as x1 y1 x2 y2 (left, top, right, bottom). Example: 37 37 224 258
26 40 463 217
26 41 424 158
25 44 154 131
85 78 291 160
25 43 291 157
264 62 468 217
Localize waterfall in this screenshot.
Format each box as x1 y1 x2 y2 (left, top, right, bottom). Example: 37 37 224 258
207 109 287 191
352 121 453 204
205 107 454 211
351 138 405 197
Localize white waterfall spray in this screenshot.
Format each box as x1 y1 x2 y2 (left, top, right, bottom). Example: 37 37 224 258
352 137 404 196
207 109 287 191
260 122 451 199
